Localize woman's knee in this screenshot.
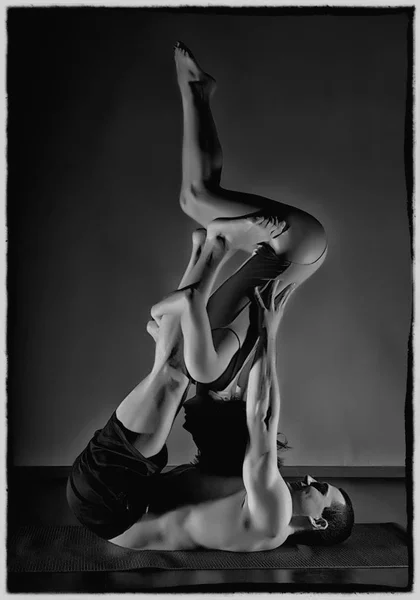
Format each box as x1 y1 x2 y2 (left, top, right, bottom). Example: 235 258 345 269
179 183 199 214
179 182 212 224
282 212 327 264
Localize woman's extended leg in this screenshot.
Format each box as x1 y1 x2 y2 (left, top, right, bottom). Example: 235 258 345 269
175 42 274 222
169 42 329 391
174 42 327 265
133 43 328 394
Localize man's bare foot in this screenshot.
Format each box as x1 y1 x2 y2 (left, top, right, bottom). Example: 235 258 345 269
151 283 198 322
207 214 287 252
174 41 216 98
146 319 159 343
204 232 230 262
191 228 207 264
192 227 206 248
151 235 228 321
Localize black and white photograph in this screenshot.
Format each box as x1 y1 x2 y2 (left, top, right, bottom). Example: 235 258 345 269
6 1 414 594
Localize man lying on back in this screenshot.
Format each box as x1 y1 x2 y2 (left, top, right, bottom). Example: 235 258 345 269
67 278 354 551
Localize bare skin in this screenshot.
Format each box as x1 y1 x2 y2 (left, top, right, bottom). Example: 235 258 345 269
150 42 328 389
150 229 240 384
174 41 327 264
150 222 288 384
107 43 335 550
149 213 324 388
115 228 213 457
110 282 345 551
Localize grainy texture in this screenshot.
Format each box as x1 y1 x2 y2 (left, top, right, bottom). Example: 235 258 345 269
8 8 411 469
8 523 408 573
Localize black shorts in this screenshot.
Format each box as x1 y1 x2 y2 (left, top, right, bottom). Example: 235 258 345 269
66 411 168 540
183 394 289 476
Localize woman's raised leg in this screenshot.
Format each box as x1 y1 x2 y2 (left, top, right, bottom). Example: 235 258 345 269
130 43 328 396
175 42 274 223
174 42 327 265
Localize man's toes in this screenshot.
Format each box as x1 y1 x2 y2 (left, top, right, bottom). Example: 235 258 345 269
150 305 161 321
146 319 159 341
192 227 207 247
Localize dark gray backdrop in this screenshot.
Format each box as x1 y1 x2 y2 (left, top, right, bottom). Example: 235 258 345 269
8 8 411 467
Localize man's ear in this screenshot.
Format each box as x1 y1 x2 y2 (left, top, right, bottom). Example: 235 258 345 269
309 516 328 531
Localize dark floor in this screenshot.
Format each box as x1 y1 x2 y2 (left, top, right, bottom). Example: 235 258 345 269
7 472 411 593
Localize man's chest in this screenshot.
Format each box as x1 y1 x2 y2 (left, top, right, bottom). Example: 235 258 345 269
184 491 248 548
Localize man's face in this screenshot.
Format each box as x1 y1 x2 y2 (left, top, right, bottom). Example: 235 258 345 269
289 475 346 518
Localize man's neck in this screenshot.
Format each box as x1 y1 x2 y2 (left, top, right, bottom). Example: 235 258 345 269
284 482 310 537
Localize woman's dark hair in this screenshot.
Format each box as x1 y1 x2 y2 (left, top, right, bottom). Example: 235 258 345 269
287 488 355 546
276 435 291 469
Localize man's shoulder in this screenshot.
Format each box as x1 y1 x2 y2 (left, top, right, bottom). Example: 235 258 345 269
236 523 291 552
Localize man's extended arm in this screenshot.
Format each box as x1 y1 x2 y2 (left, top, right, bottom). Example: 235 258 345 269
242 283 295 536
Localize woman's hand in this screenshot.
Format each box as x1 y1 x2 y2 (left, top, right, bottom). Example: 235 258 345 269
254 280 296 335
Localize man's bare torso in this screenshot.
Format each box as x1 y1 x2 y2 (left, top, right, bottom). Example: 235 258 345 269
109 469 291 552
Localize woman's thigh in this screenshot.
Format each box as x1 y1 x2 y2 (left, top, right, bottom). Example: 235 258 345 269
182 184 327 264
211 250 328 350
181 184 289 227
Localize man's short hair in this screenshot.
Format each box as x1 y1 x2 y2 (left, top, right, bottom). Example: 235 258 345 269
288 487 355 546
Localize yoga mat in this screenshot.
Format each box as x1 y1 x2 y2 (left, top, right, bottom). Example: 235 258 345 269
8 523 407 574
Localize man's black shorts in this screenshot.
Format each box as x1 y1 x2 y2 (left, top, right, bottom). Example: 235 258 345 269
66 411 167 540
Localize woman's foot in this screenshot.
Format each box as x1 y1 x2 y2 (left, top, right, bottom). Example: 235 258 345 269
207 214 287 252
174 41 216 98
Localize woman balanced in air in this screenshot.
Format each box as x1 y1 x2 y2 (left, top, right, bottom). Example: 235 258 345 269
149 41 328 392
67 43 353 551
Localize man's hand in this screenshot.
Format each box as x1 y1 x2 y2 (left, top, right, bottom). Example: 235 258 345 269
254 280 296 335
